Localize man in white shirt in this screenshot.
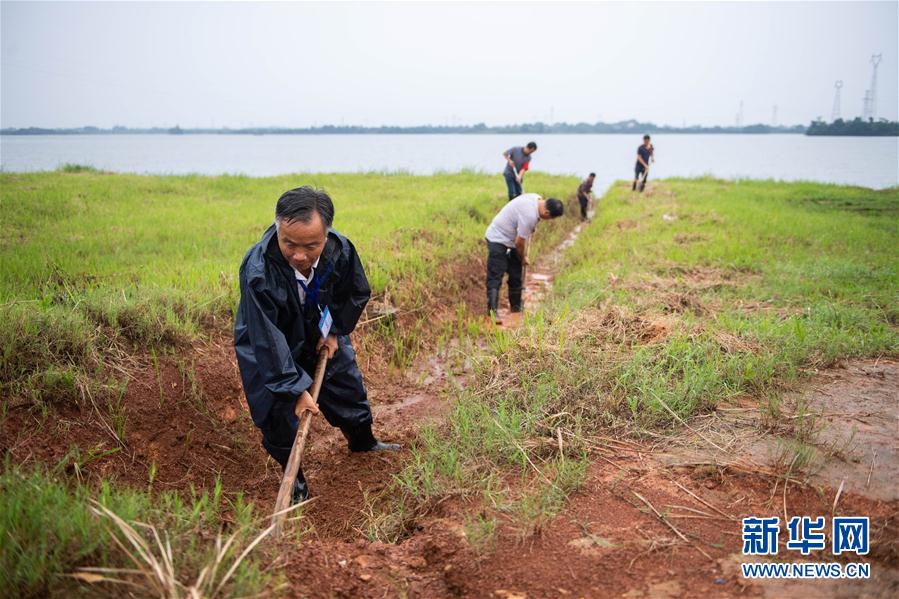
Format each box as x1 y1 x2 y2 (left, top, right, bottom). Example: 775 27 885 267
484 193 565 322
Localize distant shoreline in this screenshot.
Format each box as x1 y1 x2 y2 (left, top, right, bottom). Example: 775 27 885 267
1 122 808 136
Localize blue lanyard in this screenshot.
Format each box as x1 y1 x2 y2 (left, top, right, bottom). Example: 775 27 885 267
297 261 335 313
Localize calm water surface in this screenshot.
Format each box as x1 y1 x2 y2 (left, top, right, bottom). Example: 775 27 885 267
2 133 896 191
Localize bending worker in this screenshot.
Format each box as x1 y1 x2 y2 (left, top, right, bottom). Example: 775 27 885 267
484 192 564 323
234 186 399 505
502 141 537 200
577 172 595 221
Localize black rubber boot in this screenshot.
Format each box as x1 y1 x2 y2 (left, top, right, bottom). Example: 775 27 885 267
341 423 401 452
632 180 637 191
281 466 310 504
509 289 523 313
487 288 501 322
292 476 310 504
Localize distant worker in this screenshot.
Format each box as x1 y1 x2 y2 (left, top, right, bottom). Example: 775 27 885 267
577 172 595 221
484 193 564 323
502 141 538 200
633 134 655 192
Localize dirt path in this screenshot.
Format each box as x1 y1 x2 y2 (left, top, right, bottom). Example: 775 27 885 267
495 217 589 327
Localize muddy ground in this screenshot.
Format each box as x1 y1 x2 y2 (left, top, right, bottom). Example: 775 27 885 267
3 205 897 598
269 356 898 599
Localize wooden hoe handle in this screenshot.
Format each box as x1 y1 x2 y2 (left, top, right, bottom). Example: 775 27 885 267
271 350 328 534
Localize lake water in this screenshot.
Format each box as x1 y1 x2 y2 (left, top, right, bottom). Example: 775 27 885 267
1 133 896 190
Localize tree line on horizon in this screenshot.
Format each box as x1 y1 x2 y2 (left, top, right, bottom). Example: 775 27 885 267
806 117 899 136
2 119 808 136
5 119 897 136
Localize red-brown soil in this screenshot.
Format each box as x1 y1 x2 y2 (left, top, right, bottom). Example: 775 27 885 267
3 216 896 598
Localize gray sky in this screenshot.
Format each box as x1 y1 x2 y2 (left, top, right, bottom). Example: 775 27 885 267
2 1 897 128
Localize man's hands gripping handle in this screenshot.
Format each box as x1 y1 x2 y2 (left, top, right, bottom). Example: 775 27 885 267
294 338 336 418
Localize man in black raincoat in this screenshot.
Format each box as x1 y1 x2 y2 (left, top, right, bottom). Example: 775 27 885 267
234 186 399 504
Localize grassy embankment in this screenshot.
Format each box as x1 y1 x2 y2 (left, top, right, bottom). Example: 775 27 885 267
0 169 579 597
381 178 899 543
1 169 576 402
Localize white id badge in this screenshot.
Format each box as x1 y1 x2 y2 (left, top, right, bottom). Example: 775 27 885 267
318 305 333 339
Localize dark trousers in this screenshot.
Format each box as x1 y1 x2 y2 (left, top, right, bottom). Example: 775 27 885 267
258 335 374 467
504 172 522 201
486 240 524 312
633 164 649 189
578 194 589 220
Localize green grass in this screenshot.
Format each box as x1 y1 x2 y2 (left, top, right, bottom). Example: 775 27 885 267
371 178 898 541
0 170 579 404
556 178 898 421
0 460 279 598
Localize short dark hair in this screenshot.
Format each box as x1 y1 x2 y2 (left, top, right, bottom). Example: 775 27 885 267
588 172 596 177
643 134 651 140
545 198 564 217
275 186 334 228
526 141 538 150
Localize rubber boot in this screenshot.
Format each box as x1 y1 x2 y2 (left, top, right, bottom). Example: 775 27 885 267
509 289 523 313
281 465 310 504
632 180 637 191
487 288 502 324
341 423 401 452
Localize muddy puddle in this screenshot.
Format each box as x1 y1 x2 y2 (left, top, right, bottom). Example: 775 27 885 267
656 358 898 502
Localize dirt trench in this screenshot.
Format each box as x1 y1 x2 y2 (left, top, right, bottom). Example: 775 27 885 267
296 217 595 541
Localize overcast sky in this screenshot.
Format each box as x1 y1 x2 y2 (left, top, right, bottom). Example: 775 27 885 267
1 1 896 129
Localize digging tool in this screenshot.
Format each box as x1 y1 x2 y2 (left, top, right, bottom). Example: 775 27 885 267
509 156 523 190
521 238 529 288
271 349 328 535
638 166 650 192
521 226 534 304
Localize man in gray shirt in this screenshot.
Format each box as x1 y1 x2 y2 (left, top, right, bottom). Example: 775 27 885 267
502 141 537 200
484 193 564 323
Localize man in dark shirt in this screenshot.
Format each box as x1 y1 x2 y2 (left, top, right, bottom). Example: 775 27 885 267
633 135 655 192
234 187 399 505
577 172 595 221
502 141 537 200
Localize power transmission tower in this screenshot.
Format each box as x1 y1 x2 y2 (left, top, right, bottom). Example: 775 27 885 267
868 54 882 120
772 104 778 126
831 81 843 122
735 100 744 128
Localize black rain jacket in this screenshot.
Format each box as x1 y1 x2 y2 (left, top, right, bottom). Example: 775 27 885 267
234 224 371 425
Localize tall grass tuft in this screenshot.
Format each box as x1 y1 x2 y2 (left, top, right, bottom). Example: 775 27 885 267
0 462 278 598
